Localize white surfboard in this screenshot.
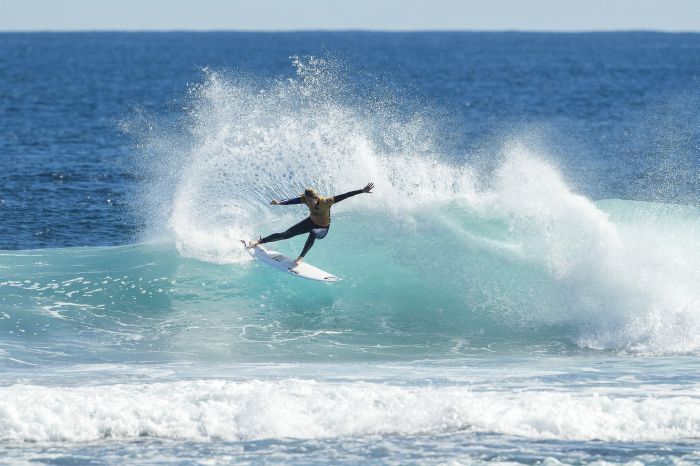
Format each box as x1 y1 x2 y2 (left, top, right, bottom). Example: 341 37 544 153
241 240 341 282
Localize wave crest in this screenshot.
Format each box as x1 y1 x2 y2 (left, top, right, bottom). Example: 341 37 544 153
99 57 700 355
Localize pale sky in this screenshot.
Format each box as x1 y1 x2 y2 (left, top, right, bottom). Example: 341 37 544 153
1 0 699 32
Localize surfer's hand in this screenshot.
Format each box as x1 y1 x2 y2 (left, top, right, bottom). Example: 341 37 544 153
270 199 280 205
362 182 374 193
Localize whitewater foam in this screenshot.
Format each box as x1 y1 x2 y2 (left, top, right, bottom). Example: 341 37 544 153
1 379 698 443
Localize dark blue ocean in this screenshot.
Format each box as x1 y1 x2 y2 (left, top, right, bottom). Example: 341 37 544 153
1 32 700 465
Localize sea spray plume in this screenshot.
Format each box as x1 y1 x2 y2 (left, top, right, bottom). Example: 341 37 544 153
162 57 465 263
121 103 196 244
123 57 700 354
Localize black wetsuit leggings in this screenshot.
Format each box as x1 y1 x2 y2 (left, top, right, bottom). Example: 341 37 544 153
259 217 329 258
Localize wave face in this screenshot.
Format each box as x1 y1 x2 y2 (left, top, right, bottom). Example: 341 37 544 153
2 62 700 365
2 195 700 367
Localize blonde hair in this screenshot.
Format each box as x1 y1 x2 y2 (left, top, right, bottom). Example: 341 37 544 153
303 188 319 199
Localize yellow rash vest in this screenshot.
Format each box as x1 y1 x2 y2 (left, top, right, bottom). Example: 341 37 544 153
301 194 334 227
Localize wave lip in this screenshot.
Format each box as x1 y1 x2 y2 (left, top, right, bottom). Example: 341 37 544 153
1 379 698 443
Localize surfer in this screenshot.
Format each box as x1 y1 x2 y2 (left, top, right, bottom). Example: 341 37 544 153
246 183 374 266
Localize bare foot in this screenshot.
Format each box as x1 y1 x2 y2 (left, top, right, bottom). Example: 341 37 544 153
293 257 304 267
245 239 259 249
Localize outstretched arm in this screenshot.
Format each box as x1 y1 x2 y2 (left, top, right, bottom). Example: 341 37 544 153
333 182 374 203
270 197 303 205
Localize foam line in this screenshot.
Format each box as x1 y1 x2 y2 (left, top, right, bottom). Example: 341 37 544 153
1 379 698 443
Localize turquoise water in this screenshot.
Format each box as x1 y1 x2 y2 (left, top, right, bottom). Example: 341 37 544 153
3 198 700 365
2 195 700 464
1 32 700 464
